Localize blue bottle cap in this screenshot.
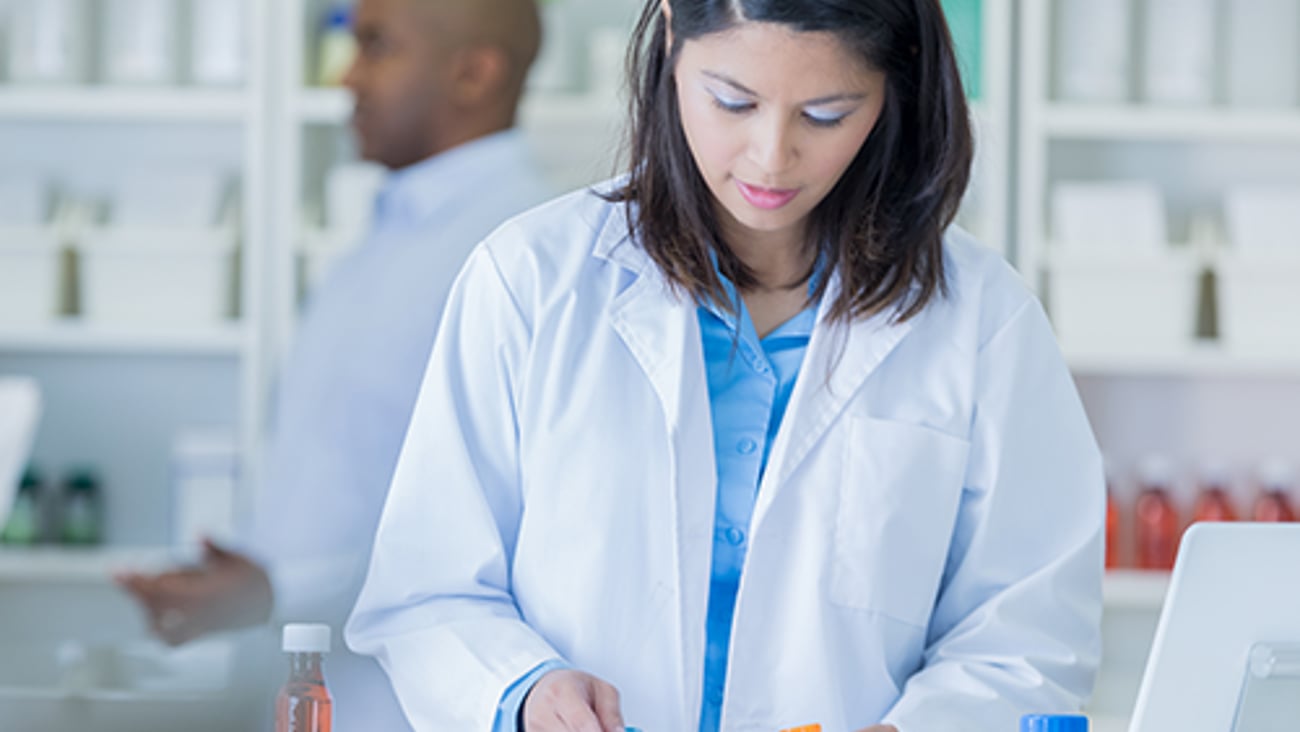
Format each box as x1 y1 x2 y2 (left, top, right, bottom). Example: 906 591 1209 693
1021 714 1088 732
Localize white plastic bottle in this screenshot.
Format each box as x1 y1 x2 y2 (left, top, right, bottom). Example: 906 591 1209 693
1142 0 1216 105
7 0 89 85
102 0 178 85
191 0 246 86
1055 0 1132 103
1225 0 1300 107
316 4 356 87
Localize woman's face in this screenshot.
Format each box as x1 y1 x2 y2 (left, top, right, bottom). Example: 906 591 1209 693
674 21 887 249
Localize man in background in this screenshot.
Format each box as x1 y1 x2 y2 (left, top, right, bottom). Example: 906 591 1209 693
116 0 550 728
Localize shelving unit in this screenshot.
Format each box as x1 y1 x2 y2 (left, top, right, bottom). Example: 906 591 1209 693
0 0 273 545
1021 3 1300 728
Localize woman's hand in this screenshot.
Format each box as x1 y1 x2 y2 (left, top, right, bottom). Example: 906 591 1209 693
521 669 625 732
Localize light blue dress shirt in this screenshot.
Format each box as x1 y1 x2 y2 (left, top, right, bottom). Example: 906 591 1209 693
697 275 816 732
250 130 550 732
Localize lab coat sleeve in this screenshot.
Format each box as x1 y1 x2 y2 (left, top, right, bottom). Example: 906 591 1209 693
345 240 564 730
881 298 1105 731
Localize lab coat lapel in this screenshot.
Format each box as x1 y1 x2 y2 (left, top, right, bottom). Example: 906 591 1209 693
594 204 717 719
754 274 915 521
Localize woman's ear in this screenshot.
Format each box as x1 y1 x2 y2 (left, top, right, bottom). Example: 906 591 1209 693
661 0 674 51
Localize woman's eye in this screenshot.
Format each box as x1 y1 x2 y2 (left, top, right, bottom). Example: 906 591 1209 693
804 109 848 128
711 95 755 114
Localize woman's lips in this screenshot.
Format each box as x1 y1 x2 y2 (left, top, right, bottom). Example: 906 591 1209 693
735 180 800 210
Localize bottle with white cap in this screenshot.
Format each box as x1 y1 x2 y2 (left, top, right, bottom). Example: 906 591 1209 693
1022 713 1088 731
276 623 333 732
1252 459 1297 523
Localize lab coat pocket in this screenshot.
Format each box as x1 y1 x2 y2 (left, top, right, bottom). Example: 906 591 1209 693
831 415 971 625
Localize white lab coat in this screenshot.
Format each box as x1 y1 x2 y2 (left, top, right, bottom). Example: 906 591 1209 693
347 185 1105 732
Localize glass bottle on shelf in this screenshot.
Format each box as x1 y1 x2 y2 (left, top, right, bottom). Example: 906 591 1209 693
60 469 102 545
1 470 44 545
1133 455 1181 571
276 623 333 732
1191 461 1238 523
1252 459 1297 523
316 4 356 87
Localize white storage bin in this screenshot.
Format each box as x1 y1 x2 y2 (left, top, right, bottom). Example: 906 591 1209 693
1217 252 1300 358
1047 249 1201 357
0 229 63 327
77 229 236 329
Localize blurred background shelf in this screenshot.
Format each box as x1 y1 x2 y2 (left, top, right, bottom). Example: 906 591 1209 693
1044 105 1300 142
0 324 246 357
1066 345 1300 377
0 546 175 583
1103 569 1170 610
0 88 250 122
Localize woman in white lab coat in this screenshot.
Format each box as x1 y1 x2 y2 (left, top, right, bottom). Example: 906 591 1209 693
347 1 1105 731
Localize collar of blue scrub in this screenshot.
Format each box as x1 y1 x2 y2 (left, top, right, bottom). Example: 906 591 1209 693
372 128 530 227
699 246 827 340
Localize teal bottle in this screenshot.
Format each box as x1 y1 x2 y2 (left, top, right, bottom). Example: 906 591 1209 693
1 470 43 544
60 470 103 545
1022 714 1088 732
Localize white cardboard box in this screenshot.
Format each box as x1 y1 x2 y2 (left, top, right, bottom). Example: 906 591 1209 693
77 228 236 328
1048 248 1202 357
1216 251 1300 358
0 228 63 326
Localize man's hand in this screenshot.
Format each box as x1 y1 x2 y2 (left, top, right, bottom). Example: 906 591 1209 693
521 669 625 732
114 539 273 646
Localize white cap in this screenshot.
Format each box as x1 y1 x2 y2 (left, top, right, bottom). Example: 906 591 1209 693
1136 454 1175 487
1258 459 1297 491
282 623 331 654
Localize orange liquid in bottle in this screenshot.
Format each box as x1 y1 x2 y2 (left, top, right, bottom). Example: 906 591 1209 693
1134 487 1179 570
1192 487 1237 523
1253 491 1297 522
1105 492 1120 569
276 651 331 732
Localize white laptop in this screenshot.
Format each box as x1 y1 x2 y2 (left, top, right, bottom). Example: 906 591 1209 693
1128 522 1300 732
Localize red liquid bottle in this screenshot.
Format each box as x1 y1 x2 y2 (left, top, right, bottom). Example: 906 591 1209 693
1105 491 1120 569
1133 456 1180 571
1192 462 1237 523
1252 459 1297 523
276 624 332 732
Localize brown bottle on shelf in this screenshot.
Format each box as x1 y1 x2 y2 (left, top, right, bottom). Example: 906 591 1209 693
276 624 332 732
1191 461 1238 523
1252 459 1297 523
1133 455 1181 571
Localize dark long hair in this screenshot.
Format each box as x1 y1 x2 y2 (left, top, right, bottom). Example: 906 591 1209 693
604 0 973 324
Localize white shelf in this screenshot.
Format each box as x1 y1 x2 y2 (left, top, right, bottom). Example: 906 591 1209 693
0 546 176 583
0 323 247 356
295 87 351 124
1067 344 1300 377
0 87 250 123
1103 569 1170 610
1044 105 1300 143
294 86 623 128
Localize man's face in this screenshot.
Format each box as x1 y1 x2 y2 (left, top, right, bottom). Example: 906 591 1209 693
344 0 453 169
